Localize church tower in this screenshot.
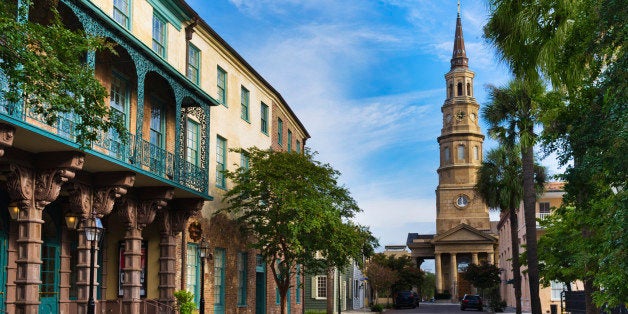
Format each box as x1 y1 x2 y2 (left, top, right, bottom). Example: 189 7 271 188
435 6 490 234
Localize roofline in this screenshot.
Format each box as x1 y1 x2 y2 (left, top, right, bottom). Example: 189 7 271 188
175 0 311 139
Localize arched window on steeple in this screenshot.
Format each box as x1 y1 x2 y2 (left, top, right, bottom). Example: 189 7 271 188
457 82 463 96
467 83 471 96
449 83 453 98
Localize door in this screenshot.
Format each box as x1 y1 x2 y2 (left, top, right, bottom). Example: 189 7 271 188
213 248 225 314
255 255 266 314
39 209 61 314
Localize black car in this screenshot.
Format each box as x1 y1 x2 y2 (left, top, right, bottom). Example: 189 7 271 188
460 294 483 311
394 291 418 309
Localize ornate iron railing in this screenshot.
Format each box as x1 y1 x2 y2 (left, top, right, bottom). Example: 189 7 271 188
0 100 208 194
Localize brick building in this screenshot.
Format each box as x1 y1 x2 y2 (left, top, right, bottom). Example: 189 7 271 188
0 0 308 313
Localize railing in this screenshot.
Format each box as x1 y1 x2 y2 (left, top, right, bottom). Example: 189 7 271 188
0 99 208 194
536 212 551 228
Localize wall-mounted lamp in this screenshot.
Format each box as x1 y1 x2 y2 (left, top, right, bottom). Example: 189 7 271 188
65 213 80 230
8 202 19 220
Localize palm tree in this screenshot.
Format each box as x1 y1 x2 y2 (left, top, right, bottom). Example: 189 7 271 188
482 78 545 314
476 146 546 314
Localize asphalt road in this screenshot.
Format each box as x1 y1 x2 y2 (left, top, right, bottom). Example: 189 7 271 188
379 303 479 313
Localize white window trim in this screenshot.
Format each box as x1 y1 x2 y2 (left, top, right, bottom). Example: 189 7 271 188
312 275 327 300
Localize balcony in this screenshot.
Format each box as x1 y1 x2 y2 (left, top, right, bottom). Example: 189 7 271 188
0 99 208 196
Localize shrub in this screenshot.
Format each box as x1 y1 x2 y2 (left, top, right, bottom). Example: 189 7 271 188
370 304 384 312
174 290 196 314
490 299 507 312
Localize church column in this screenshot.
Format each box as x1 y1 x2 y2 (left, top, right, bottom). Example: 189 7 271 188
435 253 442 293
472 252 478 265
157 199 203 309
488 252 495 265
118 188 173 313
450 253 458 300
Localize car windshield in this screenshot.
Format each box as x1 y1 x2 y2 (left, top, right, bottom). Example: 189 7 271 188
465 296 479 301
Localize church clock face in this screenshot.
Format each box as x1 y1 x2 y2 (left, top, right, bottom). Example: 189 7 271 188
455 194 469 208
456 110 466 121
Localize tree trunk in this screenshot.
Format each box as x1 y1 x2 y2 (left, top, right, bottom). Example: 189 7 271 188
521 145 542 314
584 277 599 314
509 208 522 314
327 269 334 313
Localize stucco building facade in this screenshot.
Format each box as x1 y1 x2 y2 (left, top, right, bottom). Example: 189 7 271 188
0 0 308 313
407 7 498 301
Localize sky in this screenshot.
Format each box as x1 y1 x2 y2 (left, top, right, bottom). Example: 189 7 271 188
186 0 560 254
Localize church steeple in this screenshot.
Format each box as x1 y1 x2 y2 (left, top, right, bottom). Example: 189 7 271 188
451 1 468 69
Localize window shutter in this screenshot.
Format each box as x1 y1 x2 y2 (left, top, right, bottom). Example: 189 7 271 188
311 276 318 299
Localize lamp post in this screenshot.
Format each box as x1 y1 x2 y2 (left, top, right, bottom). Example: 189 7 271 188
85 217 103 314
198 237 211 314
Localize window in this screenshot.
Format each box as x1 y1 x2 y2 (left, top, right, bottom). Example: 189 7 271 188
186 119 200 166
241 86 249 121
539 202 551 220
296 140 301 153
187 44 200 85
113 0 130 29
260 102 269 134
152 14 167 58
457 144 465 161
467 82 471 96
473 146 479 160
313 275 327 299
551 281 566 301
444 147 451 162
287 130 292 152
448 83 453 98
240 152 249 170
216 136 226 188
109 74 129 156
217 66 227 105
186 244 200 306
214 248 226 307
149 98 165 148
277 118 283 146
237 252 247 306
457 82 463 96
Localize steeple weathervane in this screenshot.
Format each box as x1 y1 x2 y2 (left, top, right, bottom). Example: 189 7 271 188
451 1 468 69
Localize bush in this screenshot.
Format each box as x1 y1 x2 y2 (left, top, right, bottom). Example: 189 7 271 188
370 304 384 312
490 299 507 312
174 290 196 314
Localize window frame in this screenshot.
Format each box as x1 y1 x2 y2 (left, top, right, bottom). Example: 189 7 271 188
187 43 201 85
185 118 200 166
237 252 248 306
277 118 283 146
149 96 166 148
313 275 327 300
216 136 227 189
260 102 269 135
287 130 292 152
240 86 250 122
217 66 227 106
186 243 201 307
113 0 131 29
152 13 168 58
214 248 226 307
296 140 301 153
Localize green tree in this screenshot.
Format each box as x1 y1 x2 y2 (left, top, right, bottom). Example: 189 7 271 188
365 261 398 305
482 77 546 313
485 0 626 311
476 146 546 314
369 254 423 294
221 148 377 314
420 272 435 300
461 262 501 292
0 0 125 147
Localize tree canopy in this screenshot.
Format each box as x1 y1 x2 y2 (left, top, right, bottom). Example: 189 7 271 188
220 148 377 314
0 0 125 147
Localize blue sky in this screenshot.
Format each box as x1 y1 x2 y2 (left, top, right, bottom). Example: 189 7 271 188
187 0 558 252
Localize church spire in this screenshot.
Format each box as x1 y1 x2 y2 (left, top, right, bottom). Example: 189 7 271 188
451 1 468 69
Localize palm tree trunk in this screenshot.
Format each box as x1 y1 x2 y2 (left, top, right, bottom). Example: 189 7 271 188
521 145 542 314
508 207 522 314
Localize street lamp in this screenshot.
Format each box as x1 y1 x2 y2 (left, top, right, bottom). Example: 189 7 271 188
198 237 211 314
65 212 80 230
85 217 103 314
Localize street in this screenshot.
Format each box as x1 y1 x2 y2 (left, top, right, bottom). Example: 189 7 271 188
385 303 464 313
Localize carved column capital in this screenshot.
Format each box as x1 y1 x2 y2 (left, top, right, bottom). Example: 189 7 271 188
118 187 173 230
0 123 15 157
159 198 204 236
67 182 92 218
34 152 85 210
92 172 135 218
5 163 34 205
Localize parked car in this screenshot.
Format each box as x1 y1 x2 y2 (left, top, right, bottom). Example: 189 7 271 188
460 294 483 311
394 290 418 309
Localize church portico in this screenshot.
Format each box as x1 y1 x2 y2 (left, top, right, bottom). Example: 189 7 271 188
408 3 498 302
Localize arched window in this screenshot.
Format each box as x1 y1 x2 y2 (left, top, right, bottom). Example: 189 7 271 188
449 83 453 98
467 83 471 96
473 146 479 160
457 82 463 96
457 144 465 160
444 147 451 162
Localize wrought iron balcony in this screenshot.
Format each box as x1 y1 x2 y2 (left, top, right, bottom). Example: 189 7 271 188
0 99 208 195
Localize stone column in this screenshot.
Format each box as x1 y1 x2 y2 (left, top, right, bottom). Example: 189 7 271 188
5 152 84 314
118 188 173 313
435 253 442 293
157 199 203 310
488 252 494 265
450 253 457 300
472 253 478 265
